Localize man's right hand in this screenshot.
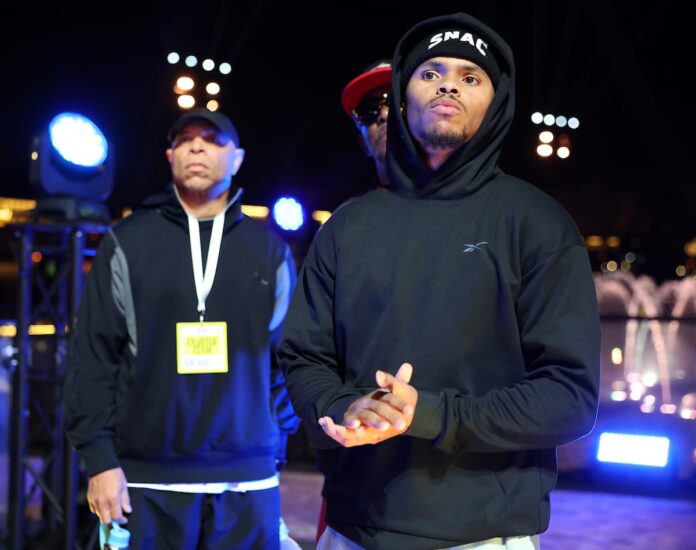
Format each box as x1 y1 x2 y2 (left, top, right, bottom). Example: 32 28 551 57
319 363 418 447
87 467 132 525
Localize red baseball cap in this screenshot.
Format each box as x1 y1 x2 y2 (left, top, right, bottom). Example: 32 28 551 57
340 60 392 117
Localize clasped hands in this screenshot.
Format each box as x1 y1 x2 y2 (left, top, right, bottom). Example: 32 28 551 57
319 363 418 447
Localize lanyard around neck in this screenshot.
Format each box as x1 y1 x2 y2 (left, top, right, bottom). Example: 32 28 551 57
187 211 225 321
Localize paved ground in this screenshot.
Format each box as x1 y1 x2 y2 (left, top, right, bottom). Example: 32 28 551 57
279 470 696 550
1 459 694 548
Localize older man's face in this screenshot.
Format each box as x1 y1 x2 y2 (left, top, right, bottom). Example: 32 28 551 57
166 120 244 199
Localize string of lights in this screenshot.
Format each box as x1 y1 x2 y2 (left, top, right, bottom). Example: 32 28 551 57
167 52 230 111
531 111 579 159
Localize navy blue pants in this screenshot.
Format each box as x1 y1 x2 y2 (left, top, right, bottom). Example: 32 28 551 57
124 486 280 550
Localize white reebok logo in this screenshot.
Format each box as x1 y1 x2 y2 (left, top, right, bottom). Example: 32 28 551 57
463 242 488 253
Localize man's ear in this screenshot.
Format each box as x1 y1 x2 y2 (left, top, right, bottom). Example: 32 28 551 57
231 147 245 175
166 148 173 164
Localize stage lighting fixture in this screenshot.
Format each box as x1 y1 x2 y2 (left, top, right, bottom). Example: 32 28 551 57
596 432 670 467
29 112 114 222
272 197 304 231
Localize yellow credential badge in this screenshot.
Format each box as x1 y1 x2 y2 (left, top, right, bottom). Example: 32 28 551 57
176 322 228 374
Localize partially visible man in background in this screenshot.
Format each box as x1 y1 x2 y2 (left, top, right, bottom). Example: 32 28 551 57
312 59 395 543
341 59 392 188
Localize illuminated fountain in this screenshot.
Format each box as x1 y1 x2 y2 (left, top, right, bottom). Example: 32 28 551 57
594 271 696 420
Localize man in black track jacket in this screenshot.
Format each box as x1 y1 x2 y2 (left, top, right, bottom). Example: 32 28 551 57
278 12 600 550
65 108 298 549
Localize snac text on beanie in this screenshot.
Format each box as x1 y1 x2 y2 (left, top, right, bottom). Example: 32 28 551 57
402 29 501 89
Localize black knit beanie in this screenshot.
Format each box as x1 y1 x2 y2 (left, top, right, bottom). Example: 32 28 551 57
402 29 500 89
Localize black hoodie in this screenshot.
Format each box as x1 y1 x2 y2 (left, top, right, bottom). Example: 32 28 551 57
278 12 600 550
65 185 299 484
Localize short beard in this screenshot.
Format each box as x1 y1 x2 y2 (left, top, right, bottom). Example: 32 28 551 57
420 129 468 150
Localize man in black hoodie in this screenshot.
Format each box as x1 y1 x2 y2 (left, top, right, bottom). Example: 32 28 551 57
65 108 299 549
278 12 600 550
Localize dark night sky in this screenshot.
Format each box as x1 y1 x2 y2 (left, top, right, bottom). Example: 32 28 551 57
2 0 694 278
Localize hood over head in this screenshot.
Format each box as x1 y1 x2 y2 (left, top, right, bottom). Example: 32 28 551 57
385 12 515 199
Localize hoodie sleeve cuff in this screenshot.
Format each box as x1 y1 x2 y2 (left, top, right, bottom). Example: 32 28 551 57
78 438 120 478
323 392 364 424
407 390 444 440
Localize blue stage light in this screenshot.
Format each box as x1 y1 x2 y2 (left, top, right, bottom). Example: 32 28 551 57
49 113 108 167
596 432 670 467
29 111 114 222
272 197 304 231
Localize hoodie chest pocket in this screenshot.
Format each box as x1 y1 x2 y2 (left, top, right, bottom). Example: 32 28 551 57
205 264 275 328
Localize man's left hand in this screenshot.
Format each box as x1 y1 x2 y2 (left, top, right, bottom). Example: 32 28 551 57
319 363 418 447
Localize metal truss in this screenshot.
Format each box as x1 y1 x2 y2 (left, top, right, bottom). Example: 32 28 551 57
5 221 108 550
